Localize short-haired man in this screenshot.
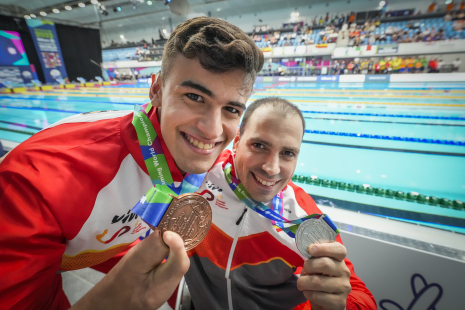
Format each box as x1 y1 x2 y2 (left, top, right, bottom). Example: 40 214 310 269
0 17 263 309
186 98 376 309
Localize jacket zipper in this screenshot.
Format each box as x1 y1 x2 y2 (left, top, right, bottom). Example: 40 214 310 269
225 208 248 310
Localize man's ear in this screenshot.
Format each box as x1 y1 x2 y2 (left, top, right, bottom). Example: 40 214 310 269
149 73 163 108
232 130 241 152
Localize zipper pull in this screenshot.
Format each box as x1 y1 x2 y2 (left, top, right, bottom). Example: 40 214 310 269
236 208 248 225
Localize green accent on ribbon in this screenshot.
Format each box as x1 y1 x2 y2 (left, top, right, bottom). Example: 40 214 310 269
146 186 173 204
133 110 157 146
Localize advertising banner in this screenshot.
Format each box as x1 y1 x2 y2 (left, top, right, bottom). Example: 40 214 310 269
332 47 348 58
283 46 295 55
360 45 378 56
272 47 283 56
260 47 273 57
378 44 398 54
366 74 391 82
317 75 339 82
0 30 34 86
26 19 68 83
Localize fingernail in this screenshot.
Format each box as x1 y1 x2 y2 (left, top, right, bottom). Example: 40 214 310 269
310 246 318 256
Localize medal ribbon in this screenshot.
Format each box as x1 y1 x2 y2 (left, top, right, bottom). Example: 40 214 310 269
224 164 339 238
131 104 206 227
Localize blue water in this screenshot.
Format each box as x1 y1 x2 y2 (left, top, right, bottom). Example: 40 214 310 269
1 82 464 232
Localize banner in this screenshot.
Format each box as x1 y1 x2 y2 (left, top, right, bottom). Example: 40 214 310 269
317 75 339 82
26 19 68 83
366 75 390 82
0 30 34 86
377 44 398 54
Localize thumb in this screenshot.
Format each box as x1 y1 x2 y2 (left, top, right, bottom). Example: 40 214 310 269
155 231 190 281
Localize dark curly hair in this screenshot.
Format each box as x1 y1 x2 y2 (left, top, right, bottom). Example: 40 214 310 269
161 17 264 86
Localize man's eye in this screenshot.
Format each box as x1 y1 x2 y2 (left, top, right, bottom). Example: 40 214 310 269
283 151 295 157
253 143 265 149
186 93 204 102
224 106 239 114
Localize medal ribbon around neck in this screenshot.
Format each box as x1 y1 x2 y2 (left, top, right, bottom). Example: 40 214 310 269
224 164 339 238
131 103 206 228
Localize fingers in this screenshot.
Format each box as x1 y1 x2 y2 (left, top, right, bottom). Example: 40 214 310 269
297 274 351 294
144 231 190 308
302 290 349 310
308 242 347 262
303 257 351 278
123 229 170 274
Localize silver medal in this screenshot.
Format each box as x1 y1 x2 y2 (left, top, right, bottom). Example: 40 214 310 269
295 217 338 259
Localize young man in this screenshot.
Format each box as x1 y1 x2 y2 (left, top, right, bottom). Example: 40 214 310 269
0 17 264 309
186 98 376 310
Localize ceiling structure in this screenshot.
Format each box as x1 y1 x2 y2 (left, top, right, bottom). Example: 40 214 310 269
0 0 337 30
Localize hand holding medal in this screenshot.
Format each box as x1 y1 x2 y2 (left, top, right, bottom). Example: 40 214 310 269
296 225 352 310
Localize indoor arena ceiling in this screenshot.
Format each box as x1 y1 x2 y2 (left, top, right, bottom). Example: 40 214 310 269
0 0 368 28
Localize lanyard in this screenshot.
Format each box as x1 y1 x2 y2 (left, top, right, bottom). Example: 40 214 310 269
131 104 206 227
224 164 339 238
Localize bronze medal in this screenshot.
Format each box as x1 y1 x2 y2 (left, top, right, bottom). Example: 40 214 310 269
150 193 212 251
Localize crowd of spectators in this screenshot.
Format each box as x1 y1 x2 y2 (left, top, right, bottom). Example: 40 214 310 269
252 4 465 49
331 57 461 75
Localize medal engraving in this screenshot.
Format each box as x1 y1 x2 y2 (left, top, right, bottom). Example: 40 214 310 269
296 218 337 259
155 193 212 251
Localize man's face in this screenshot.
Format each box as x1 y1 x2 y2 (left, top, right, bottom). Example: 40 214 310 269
151 54 250 174
233 105 303 202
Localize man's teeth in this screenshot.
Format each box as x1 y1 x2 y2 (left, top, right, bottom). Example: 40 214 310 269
186 135 215 150
255 175 278 187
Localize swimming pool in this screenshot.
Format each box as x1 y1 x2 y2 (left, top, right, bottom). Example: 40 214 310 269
1 82 464 233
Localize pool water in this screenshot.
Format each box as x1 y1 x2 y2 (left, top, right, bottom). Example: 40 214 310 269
1 82 464 233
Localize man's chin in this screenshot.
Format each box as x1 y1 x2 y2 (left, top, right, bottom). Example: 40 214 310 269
176 158 215 175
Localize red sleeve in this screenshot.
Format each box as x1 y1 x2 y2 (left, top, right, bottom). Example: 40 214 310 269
289 181 377 310
0 170 70 309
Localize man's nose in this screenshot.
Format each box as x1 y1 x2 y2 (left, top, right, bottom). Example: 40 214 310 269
197 107 223 140
262 153 280 177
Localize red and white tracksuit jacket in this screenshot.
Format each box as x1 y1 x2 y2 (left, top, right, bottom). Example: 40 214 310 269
0 107 186 309
183 150 376 310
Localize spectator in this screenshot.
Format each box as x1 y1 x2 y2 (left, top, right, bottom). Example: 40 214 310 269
374 60 380 74
349 12 356 23
347 60 355 74
406 57 415 73
278 65 284 75
387 57 393 74
386 25 393 34
460 0 465 10
437 59 444 72
428 58 438 72
339 60 346 74
453 57 462 71
325 12 330 23
399 57 407 73
445 12 453 22
367 58 374 74
353 59 361 74
414 57 423 72
379 58 386 74
319 16 325 25
393 57 402 73
333 60 340 75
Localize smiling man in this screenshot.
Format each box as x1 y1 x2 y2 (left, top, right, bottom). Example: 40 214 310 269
0 17 263 310
188 97 376 310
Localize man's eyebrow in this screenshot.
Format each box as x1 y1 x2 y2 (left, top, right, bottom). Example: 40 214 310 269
250 137 272 147
179 80 214 98
251 137 300 154
180 80 246 110
229 101 246 110
283 146 300 154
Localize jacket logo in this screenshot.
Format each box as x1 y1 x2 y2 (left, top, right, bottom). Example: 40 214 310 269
112 210 138 224
96 211 147 244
